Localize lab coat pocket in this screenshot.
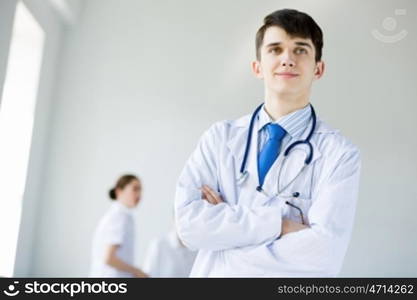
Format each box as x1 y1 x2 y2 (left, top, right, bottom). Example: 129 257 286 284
280 165 315 224
283 196 312 225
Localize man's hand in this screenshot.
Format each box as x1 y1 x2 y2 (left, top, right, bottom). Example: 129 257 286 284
281 218 309 237
201 185 223 205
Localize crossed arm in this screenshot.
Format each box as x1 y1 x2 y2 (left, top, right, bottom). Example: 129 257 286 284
175 125 361 276
175 124 308 251
201 184 307 237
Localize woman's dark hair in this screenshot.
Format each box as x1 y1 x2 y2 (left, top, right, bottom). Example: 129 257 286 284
109 174 139 200
255 9 323 62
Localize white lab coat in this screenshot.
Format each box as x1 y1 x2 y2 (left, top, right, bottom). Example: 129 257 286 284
175 112 361 277
143 229 197 277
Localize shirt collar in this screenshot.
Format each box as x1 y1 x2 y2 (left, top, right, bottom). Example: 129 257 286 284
257 103 312 139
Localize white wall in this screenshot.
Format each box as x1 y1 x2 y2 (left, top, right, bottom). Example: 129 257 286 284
24 0 417 276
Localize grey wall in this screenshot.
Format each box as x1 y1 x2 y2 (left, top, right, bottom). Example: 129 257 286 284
13 0 417 276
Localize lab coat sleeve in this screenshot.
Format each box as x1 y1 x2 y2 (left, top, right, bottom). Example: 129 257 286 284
225 146 361 276
175 122 283 251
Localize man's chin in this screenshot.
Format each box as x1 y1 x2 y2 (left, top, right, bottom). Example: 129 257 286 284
269 85 299 96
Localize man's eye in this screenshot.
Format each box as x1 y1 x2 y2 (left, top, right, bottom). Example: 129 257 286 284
295 48 307 54
269 47 281 54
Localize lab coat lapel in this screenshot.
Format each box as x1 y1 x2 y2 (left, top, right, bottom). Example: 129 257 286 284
226 115 272 206
245 129 274 206
225 124 248 170
226 114 259 182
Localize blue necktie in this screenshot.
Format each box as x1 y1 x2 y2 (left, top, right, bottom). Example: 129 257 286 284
257 123 286 187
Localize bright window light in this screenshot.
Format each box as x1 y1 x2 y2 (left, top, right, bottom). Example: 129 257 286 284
0 1 45 277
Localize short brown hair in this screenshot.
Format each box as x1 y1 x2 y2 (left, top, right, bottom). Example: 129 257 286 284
108 174 139 200
255 9 323 62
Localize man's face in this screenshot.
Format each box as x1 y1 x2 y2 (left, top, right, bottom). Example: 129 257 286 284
252 26 324 98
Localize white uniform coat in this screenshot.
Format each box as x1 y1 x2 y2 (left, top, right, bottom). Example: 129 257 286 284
175 112 361 277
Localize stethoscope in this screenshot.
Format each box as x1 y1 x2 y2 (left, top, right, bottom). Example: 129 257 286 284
236 103 317 224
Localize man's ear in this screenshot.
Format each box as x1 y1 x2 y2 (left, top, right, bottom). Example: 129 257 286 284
251 60 264 79
314 60 325 80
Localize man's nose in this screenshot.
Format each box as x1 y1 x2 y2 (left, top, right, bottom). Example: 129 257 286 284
280 51 296 68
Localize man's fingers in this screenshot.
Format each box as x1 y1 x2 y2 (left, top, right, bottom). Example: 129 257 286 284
203 186 217 204
200 184 224 205
203 185 223 204
201 188 217 204
201 189 212 203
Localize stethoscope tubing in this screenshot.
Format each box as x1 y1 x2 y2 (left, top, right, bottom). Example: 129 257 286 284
236 103 317 224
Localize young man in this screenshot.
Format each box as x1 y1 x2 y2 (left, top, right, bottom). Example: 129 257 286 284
175 9 361 277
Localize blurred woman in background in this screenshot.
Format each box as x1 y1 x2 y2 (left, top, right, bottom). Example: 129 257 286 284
89 174 147 277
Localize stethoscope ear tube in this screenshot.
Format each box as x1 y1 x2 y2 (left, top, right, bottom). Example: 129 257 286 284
239 103 264 174
285 200 306 225
284 141 314 165
283 105 316 165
